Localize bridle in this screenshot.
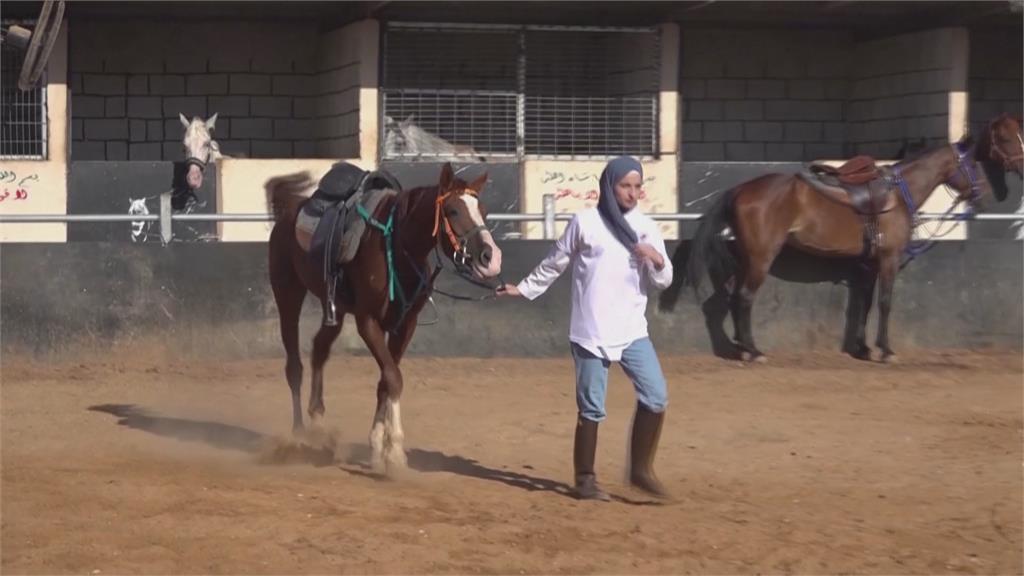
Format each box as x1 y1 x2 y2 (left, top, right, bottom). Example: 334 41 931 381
381 185 502 332
894 141 985 270
183 132 219 180
893 140 983 222
433 187 489 272
949 140 984 205
184 149 210 176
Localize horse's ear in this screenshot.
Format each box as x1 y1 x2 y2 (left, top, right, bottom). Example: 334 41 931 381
179 112 190 130
468 172 488 193
439 162 454 189
205 113 218 131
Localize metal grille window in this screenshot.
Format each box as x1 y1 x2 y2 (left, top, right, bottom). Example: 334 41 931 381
382 24 659 160
1 23 47 159
383 26 519 159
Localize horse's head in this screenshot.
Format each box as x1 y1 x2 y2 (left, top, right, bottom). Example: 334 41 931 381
179 112 221 190
986 113 1024 176
943 133 993 208
434 162 502 280
382 115 408 155
974 113 1023 203
383 114 484 161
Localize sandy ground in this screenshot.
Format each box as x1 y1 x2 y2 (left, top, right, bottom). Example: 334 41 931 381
1 349 1021 575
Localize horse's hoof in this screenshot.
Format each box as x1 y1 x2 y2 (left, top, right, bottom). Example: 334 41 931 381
881 353 899 364
370 453 387 475
741 350 767 364
850 347 873 361
385 447 408 476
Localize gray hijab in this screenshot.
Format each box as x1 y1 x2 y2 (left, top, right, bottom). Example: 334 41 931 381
597 155 642 250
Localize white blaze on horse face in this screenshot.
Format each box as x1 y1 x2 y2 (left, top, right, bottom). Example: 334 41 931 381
460 195 503 278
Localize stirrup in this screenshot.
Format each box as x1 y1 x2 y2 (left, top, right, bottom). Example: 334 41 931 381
323 276 338 327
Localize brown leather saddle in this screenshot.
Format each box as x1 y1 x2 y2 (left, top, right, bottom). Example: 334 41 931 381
803 155 896 216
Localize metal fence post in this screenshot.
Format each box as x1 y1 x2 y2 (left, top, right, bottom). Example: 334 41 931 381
159 191 172 245
542 193 556 240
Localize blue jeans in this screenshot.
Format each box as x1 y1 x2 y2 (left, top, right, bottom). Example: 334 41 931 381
571 337 668 422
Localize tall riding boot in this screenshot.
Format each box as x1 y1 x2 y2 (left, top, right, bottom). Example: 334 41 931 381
574 416 611 501
629 402 670 498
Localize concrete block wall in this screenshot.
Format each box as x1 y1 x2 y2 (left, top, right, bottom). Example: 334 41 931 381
314 22 364 158
69 21 320 160
968 27 1023 136
606 32 660 97
680 29 852 162
848 28 967 158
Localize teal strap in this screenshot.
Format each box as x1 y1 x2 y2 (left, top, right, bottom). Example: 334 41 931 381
357 203 401 303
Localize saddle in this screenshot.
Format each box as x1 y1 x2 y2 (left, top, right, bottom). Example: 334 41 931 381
809 155 880 186
800 155 897 258
295 162 403 326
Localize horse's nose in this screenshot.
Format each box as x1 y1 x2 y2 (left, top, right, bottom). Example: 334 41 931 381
480 246 492 266
185 164 203 189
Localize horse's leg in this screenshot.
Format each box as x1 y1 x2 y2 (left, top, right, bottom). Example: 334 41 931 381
270 240 307 433
356 313 406 474
731 249 777 362
875 253 899 363
728 265 745 352
367 320 417 473
849 264 877 360
309 317 344 423
282 287 307 432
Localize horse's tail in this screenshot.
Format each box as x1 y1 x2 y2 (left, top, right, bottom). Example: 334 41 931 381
658 189 737 312
685 188 736 297
265 171 314 224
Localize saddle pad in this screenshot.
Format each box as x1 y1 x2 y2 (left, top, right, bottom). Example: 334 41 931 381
337 188 396 264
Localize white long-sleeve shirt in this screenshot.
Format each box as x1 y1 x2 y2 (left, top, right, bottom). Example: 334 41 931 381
516 207 673 361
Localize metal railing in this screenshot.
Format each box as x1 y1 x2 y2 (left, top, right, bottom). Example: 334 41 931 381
1 192 1021 242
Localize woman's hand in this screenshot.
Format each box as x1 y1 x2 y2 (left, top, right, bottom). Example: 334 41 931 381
496 283 522 297
633 243 665 270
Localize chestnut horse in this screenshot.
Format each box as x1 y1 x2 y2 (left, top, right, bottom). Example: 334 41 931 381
265 163 503 474
669 135 994 363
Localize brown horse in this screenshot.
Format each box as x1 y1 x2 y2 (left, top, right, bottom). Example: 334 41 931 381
671 135 994 363
265 163 503 474
976 112 1023 201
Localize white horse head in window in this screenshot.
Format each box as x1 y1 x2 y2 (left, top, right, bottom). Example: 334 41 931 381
179 112 224 190
383 114 483 160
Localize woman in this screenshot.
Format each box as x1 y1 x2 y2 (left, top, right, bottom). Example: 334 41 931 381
498 156 673 500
